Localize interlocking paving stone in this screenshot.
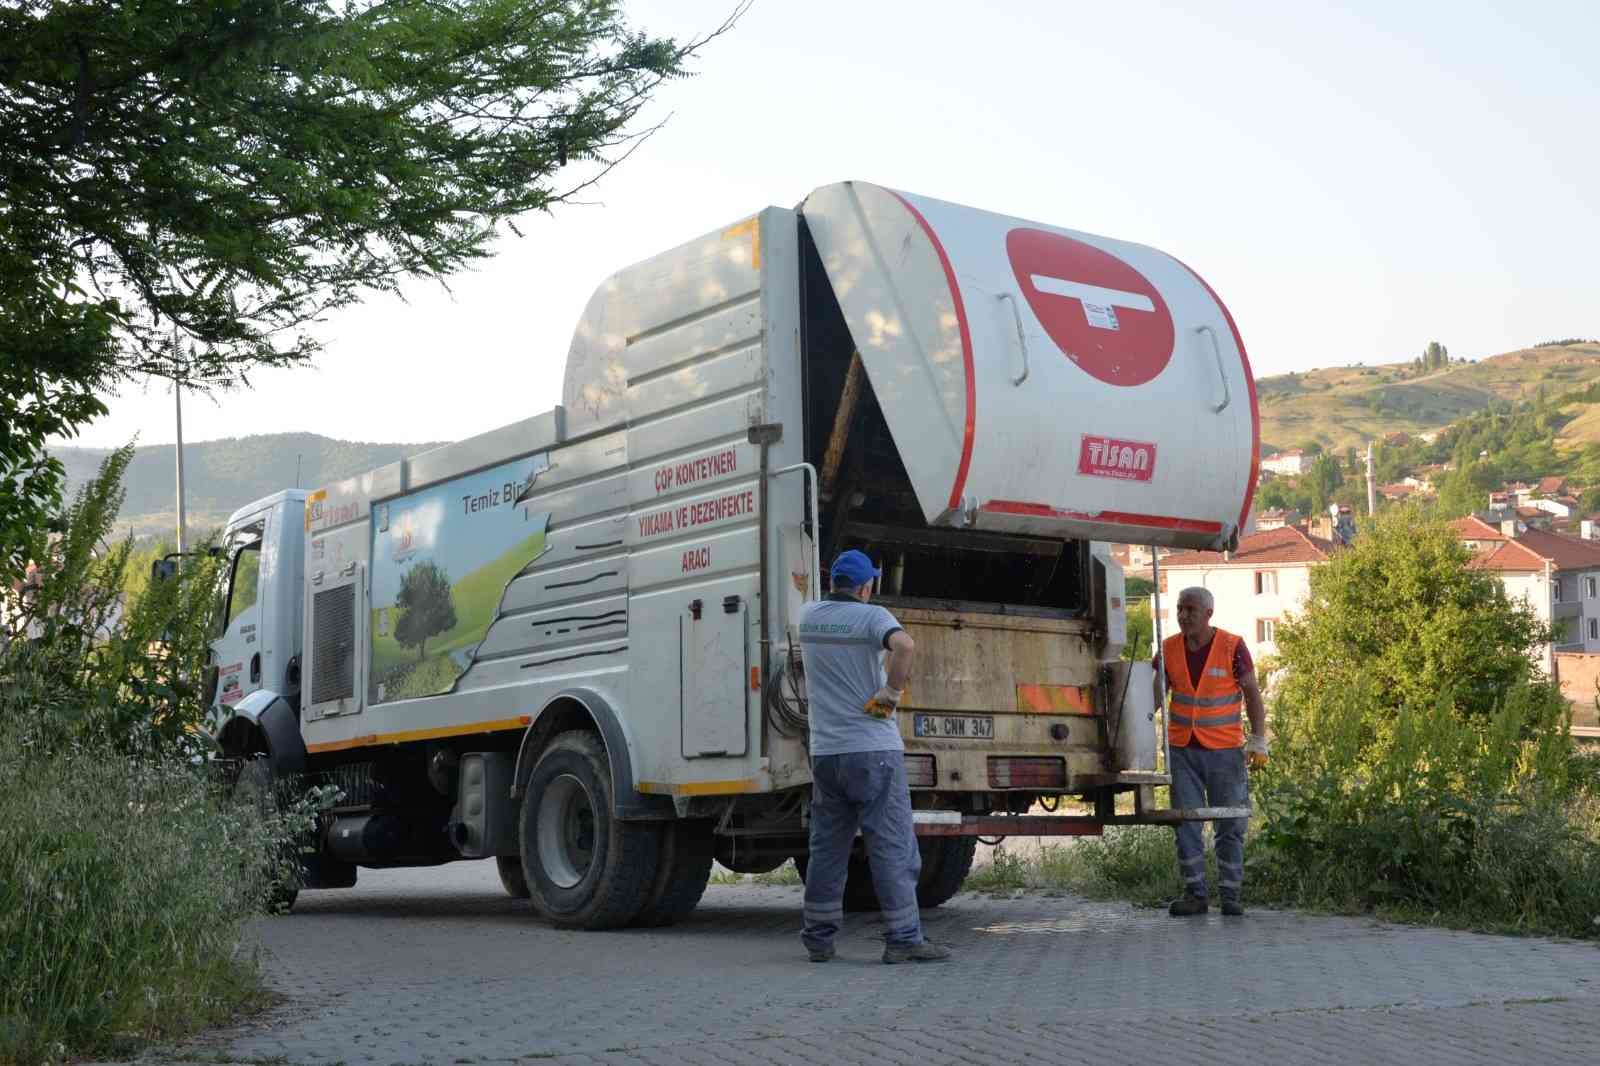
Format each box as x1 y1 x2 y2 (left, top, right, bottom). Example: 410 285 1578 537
98 860 1600 1065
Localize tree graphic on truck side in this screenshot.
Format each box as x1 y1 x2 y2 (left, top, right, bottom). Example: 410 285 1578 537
394 560 457 660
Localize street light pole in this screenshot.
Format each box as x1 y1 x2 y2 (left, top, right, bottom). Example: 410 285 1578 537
175 379 187 560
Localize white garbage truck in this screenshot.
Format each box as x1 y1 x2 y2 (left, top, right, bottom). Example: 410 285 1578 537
202 180 1260 927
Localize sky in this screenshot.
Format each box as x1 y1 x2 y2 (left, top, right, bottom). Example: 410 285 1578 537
68 0 1600 449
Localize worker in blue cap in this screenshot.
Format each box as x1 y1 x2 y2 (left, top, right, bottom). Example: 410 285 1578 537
795 548 950 964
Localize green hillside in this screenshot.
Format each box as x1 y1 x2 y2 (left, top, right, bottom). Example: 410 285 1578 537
52 433 447 540
1257 342 1600 454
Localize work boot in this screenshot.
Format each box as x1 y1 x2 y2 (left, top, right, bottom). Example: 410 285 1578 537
1221 897 1245 917
805 943 835 963
1168 893 1209 917
882 939 952 964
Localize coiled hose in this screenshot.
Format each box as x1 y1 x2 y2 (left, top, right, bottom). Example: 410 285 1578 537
765 643 809 739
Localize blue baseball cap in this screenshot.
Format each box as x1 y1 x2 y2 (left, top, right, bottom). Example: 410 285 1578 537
830 549 881 589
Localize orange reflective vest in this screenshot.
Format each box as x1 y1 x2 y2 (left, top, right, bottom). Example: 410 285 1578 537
1162 630 1245 749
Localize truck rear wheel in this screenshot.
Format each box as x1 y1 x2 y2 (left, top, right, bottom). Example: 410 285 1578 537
632 819 714 927
496 855 530 899
519 731 661 929
796 838 976 911
915 837 977 908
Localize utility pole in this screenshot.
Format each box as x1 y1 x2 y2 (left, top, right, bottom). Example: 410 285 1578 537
175 379 187 559
1365 441 1377 517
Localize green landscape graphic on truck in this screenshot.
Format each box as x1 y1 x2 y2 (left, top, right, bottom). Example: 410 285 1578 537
368 453 552 703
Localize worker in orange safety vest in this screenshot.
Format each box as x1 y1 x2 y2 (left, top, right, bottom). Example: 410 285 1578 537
1152 585 1268 917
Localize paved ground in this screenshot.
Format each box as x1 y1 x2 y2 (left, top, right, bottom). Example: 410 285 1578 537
115 861 1600 1066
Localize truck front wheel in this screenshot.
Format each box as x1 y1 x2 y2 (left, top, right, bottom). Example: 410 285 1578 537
518 731 661 929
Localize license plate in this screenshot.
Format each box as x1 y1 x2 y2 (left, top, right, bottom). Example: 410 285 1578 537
912 714 994 740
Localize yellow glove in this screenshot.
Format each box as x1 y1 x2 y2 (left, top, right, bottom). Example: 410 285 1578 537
864 685 903 719
1245 734 1269 771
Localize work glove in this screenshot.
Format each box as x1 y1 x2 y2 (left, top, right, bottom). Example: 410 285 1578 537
864 686 903 719
1245 733 1269 771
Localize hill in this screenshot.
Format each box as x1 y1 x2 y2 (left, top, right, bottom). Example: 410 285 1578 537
54 433 447 541
1257 342 1600 454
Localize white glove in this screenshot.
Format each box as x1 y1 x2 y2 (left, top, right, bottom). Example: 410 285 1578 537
1245 733 1269 769
864 686 903 718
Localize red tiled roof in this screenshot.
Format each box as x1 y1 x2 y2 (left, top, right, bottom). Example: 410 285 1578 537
1467 540 1548 572
1468 529 1600 572
1161 525 1336 568
1515 529 1600 571
1538 476 1568 494
1449 515 1508 542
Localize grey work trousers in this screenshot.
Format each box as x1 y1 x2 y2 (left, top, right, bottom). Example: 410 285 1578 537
1171 743 1249 901
801 751 923 949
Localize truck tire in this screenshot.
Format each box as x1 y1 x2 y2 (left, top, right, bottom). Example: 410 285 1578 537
791 853 881 912
235 758 299 913
915 837 977 908
796 838 976 911
519 731 661 930
632 819 714 927
496 855 530 899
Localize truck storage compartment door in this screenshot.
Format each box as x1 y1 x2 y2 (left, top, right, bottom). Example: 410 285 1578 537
680 596 750 758
800 181 1258 550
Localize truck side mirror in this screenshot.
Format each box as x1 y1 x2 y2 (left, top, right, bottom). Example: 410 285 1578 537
150 557 179 583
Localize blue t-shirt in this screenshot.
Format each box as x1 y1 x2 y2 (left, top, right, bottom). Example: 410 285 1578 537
798 596 906 756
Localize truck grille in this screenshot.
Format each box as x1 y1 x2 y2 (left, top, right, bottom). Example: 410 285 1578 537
987 756 1066 789
310 584 356 705
904 754 936 788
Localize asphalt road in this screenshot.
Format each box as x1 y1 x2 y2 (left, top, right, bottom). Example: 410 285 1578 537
109 860 1600 1066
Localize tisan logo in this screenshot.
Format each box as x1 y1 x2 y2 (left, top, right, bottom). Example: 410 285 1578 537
1078 435 1157 482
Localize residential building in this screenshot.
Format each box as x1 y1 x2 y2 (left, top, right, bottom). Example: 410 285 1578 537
1156 526 1337 659
1380 483 1415 503
1462 527 1600 675
1537 475 1569 497
1488 491 1510 512
1516 506 1554 530
1534 497 1574 521
1450 515 1511 555
1254 508 1302 531
1260 449 1311 476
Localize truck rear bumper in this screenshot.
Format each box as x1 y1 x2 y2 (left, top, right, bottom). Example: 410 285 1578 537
910 804 1254 837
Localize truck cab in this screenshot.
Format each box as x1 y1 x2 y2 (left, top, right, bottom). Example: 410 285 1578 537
209 490 306 736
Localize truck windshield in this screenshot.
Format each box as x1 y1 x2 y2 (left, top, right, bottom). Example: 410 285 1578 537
218 522 264 636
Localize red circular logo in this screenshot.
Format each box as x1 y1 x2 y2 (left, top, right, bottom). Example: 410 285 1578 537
1006 228 1175 387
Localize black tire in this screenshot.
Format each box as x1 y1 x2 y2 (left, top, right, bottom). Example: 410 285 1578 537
915 837 977 908
633 819 714 927
235 758 300 913
797 838 977 912
519 731 661 930
496 855 530 899
792 852 881 912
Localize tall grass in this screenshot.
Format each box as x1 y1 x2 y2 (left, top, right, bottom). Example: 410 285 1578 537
0 447 305 1064
0 736 276 1064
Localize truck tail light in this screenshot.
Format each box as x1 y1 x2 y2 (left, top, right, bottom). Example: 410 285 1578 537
987 756 1066 789
904 754 936 788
